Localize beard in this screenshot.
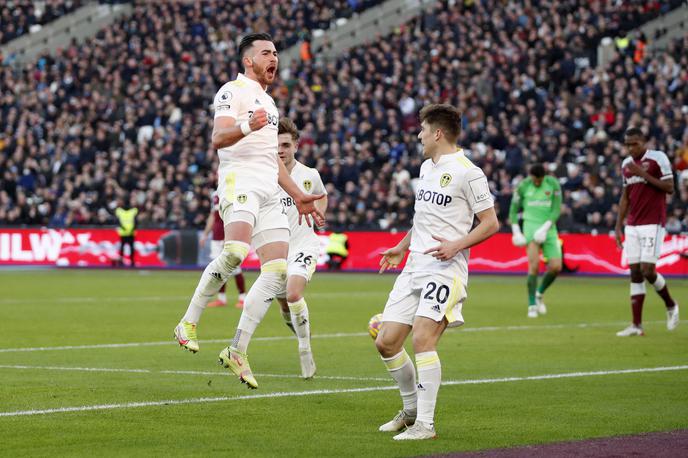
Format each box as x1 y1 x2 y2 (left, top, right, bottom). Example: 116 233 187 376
253 62 276 86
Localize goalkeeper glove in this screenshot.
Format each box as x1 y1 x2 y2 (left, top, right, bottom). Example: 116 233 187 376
511 224 527 247
533 221 552 244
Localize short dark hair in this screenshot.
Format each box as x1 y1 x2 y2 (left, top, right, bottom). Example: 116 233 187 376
529 163 545 178
419 104 462 143
278 118 299 142
238 33 273 61
624 126 645 140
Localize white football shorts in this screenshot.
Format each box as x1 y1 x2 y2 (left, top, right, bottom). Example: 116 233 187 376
219 179 289 249
382 267 467 328
624 224 665 264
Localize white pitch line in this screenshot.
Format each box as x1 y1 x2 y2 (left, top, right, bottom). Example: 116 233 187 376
0 365 389 382
1 365 686 417
0 332 368 353
0 320 674 353
0 291 386 305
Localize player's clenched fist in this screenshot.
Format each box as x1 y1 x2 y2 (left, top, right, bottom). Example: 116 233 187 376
249 108 269 131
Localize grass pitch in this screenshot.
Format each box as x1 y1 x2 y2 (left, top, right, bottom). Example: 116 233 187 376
1 269 686 457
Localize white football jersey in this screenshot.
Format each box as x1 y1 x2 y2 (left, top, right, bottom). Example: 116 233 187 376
279 161 327 253
213 73 280 198
405 150 494 274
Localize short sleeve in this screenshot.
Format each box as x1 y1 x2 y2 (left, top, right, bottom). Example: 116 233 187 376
213 85 240 119
657 152 673 180
462 167 494 213
312 170 327 195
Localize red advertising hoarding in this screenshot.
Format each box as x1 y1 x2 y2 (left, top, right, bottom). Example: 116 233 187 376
0 228 687 276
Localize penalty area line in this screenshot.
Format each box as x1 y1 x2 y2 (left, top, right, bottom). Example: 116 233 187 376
1 365 686 417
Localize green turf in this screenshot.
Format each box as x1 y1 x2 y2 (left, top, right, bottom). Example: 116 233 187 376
1 269 686 457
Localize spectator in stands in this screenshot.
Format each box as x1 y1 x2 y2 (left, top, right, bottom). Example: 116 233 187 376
0 0 686 237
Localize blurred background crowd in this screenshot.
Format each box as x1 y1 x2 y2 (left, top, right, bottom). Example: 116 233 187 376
1 0 687 234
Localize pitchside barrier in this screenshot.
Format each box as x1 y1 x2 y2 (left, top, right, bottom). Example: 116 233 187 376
0 228 686 276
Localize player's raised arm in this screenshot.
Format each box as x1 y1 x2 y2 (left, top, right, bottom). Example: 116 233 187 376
211 109 268 150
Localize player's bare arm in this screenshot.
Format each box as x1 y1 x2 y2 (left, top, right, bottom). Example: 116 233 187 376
277 158 325 227
614 187 629 249
314 195 328 228
211 108 269 150
424 207 499 261
199 211 215 249
379 230 412 273
625 161 674 194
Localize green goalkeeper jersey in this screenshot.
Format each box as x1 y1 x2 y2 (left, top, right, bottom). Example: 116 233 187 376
509 176 562 226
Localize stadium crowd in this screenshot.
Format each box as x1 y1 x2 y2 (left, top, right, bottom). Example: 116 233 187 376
0 0 687 235
0 0 83 45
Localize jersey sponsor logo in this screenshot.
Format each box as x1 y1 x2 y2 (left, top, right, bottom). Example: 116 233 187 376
440 173 452 188
281 196 295 207
625 176 647 185
526 200 551 207
220 91 232 102
416 188 453 206
236 194 248 204
431 303 441 313
254 98 261 105
303 180 312 192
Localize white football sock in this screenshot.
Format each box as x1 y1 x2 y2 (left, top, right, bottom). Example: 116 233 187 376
382 349 417 413
182 241 249 323
288 297 311 352
416 351 441 426
231 259 287 353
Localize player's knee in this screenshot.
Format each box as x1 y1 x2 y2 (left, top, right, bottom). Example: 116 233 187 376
630 267 643 283
375 335 397 357
549 263 562 275
220 241 250 271
286 291 303 304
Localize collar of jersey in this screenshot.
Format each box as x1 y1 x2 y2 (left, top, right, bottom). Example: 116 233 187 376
238 73 266 92
432 149 463 166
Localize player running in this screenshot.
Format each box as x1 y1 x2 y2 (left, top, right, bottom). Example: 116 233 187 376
615 127 679 336
508 163 562 318
199 190 247 309
376 104 499 440
275 118 328 379
174 33 324 391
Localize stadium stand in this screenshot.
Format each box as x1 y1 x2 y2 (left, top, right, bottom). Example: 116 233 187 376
0 0 83 45
0 0 686 234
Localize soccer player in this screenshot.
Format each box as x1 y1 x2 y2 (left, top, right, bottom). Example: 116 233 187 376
199 191 247 309
173 33 324 390
508 163 562 318
275 118 328 379
376 104 499 440
615 127 679 336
